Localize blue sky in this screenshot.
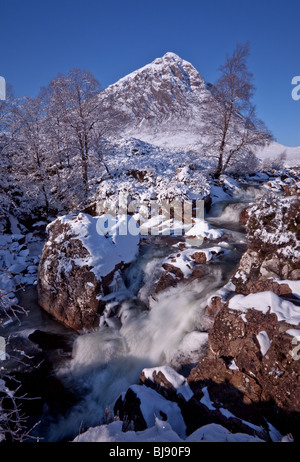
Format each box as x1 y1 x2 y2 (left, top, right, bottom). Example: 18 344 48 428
1 0 299 146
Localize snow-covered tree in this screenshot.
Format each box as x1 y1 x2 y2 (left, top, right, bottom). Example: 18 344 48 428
202 43 273 178
46 69 102 202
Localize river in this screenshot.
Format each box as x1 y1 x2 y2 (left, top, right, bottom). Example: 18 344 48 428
1 183 264 442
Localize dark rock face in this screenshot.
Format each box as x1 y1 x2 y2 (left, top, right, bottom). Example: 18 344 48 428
114 388 148 432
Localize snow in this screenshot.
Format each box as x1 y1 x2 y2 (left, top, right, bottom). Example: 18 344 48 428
256 331 272 356
142 366 193 401
206 281 235 309
200 386 216 411
129 384 187 438
219 408 265 435
228 358 239 370
74 418 265 443
286 329 300 339
74 418 183 443
186 423 264 442
228 291 300 326
186 219 224 239
266 421 283 442
55 213 139 279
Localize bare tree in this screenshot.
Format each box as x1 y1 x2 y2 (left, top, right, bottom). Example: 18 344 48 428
202 42 273 178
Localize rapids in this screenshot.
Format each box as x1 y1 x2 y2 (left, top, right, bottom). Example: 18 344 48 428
2 183 262 441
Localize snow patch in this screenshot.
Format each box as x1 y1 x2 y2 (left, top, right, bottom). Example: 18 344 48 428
228 291 300 326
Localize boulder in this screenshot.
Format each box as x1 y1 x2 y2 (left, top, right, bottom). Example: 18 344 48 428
188 301 300 439
154 247 224 294
37 213 139 331
232 191 300 296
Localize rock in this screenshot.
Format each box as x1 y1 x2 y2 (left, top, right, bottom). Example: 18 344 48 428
155 247 224 294
205 295 223 316
115 362 269 440
190 251 208 264
189 301 300 439
114 387 147 432
161 263 184 279
140 366 193 402
37 213 139 331
155 267 183 294
232 190 300 295
239 207 249 225
233 270 293 296
28 329 75 352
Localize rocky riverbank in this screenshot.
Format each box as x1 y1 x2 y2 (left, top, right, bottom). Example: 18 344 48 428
76 175 300 442
1 169 299 442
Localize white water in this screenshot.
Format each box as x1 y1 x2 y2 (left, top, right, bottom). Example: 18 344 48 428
45 263 225 441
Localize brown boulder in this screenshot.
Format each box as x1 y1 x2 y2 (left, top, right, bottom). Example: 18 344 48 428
37 213 139 331
190 300 300 438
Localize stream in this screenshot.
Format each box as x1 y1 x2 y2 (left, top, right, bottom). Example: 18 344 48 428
1 183 265 442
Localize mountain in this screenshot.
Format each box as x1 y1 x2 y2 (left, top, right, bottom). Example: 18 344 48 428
99 52 208 149
99 52 300 166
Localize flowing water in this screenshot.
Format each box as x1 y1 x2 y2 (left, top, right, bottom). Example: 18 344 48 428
2 183 263 442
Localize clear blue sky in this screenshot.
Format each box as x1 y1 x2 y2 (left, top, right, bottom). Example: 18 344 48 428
1 0 299 146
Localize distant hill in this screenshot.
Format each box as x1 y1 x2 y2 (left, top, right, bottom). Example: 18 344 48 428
255 142 300 167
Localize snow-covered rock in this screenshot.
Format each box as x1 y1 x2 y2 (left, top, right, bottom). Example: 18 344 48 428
37 213 139 331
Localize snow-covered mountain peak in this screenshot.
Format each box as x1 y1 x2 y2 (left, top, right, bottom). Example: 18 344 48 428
99 52 207 147
106 51 205 93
